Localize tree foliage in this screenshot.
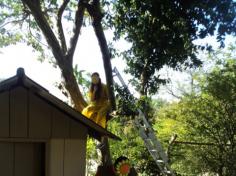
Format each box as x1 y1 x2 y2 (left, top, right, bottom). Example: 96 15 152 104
156 48 236 175
109 0 236 95
108 114 161 175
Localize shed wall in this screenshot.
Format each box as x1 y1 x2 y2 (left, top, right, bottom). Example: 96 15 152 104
0 91 9 137
48 139 86 176
0 142 44 176
0 87 88 139
0 86 88 176
10 87 28 137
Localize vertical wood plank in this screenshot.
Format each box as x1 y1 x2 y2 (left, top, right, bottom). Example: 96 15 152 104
70 119 87 139
15 143 44 176
29 93 51 138
45 142 50 176
0 142 14 176
10 87 28 137
48 139 64 176
0 91 10 137
15 143 34 176
52 109 70 138
64 139 86 176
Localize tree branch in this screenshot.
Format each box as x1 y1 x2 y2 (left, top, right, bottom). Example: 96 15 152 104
66 0 87 63
86 0 116 111
165 84 182 99
166 134 178 162
22 0 88 112
27 16 49 48
21 0 64 64
173 140 232 146
0 17 27 29
57 0 70 53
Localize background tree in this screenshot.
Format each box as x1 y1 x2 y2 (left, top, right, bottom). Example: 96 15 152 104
156 46 236 175
109 0 236 96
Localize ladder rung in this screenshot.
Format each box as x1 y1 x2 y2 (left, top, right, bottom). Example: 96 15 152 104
157 160 164 163
150 149 157 152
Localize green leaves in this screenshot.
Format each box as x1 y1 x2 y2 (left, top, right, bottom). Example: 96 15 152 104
156 50 236 175
114 83 137 117
107 0 236 95
73 65 90 97
0 0 25 47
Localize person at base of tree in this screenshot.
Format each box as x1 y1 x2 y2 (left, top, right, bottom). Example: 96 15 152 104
114 156 138 176
82 72 111 128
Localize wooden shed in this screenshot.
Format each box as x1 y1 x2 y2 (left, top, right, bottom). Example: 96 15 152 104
0 68 119 176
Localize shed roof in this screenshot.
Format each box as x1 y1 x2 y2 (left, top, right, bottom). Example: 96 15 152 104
0 68 120 141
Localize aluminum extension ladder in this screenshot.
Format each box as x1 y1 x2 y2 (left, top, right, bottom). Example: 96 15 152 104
113 67 175 176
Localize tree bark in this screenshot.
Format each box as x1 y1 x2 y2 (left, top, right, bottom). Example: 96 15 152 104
85 0 116 169
22 0 88 111
60 61 88 111
86 0 116 111
100 137 113 166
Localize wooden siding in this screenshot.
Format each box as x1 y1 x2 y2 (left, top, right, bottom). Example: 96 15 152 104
70 119 87 139
0 91 10 137
48 140 64 176
0 87 88 139
0 142 44 176
51 108 70 138
48 139 86 176
10 87 28 137
0 142 14 176
64 139 86 176
29 93 51 138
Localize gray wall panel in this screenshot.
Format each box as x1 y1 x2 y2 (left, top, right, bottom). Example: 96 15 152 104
0 92 10 137
29 93 52 138
10 87 28 137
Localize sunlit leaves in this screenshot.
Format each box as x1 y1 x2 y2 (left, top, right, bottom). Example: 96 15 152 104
156 54 236 175
105 0 236 95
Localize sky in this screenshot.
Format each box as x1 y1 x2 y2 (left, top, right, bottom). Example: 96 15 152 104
0 26 128 100
0 26 235 102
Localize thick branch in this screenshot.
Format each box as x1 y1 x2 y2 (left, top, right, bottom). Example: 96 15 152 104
57 0 70 53
87 0 116 111
61 62 88 111
140 67 148 96
22 0 88 111
21 0 64 63
66 0 87 63
86 0 115 169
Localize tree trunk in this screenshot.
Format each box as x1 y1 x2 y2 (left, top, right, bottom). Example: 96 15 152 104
22 0 88 112
86 0 116 169
93 21 116 110
86 0 116 111
60 61 88 111
100 137 113 166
